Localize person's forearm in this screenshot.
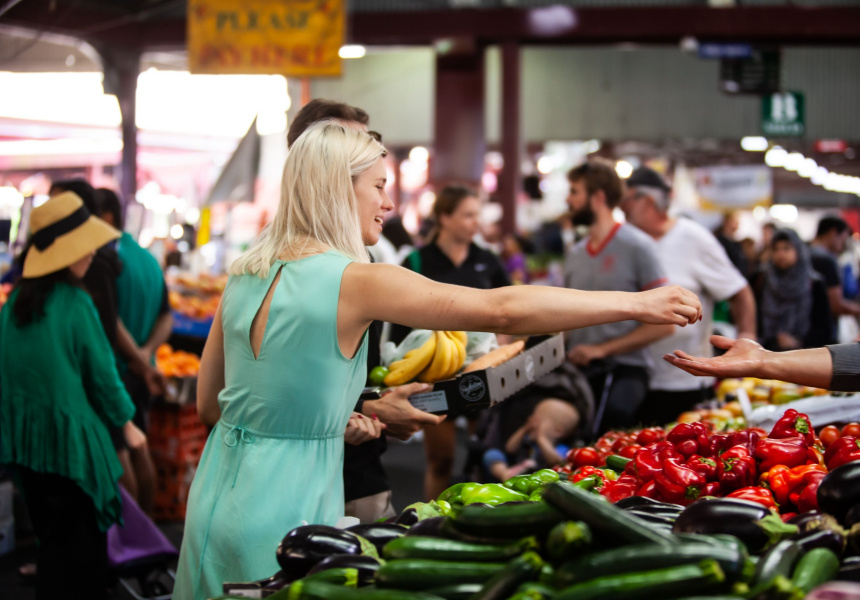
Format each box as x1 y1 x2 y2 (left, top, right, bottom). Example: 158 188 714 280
596 323 674 358
535 436 563 466
142 313 174 357
836 297 860 317
116 318 147 373
729 286 757 339
759 347 833 389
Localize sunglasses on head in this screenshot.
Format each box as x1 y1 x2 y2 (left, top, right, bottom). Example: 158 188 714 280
367 130 383 143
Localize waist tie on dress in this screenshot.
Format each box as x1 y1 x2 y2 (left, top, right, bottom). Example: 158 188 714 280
224 425 255 488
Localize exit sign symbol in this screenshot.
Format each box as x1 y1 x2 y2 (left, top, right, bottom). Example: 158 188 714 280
762 92 805 137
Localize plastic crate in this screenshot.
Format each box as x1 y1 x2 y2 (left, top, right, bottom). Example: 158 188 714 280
154 462 197 522
171 312 213 338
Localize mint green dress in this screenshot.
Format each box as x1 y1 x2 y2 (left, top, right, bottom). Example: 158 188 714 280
174 252 368 600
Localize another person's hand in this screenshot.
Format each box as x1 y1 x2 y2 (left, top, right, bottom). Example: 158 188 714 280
363 383 446 441
143 365 168 397
567 344 605 366
344 412 386 445
633 285 702 326
663 335 766 379
123 421 148 451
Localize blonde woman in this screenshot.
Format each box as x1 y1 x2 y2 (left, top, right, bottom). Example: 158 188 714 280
174 120 703 600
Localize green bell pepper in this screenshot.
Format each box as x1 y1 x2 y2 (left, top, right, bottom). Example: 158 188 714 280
461 483 529 506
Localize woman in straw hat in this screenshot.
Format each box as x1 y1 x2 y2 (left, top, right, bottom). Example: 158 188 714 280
0 191 146 600
173 120 703 600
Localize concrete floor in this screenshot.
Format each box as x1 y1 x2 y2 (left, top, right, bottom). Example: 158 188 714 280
0 428 470 599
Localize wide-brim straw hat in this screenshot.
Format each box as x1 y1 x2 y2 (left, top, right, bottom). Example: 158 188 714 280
22 191 121 279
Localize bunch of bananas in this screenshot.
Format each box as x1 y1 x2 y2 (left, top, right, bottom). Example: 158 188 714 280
383 331 468 386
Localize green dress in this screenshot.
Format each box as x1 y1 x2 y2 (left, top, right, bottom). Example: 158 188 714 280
174 252 368 600
0 284 136 531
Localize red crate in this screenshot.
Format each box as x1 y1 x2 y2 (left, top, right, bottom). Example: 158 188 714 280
153 462 197 522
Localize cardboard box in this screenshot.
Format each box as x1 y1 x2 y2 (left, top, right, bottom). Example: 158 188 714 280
407 334 565 416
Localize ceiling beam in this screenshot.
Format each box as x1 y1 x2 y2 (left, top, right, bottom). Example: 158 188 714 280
3 5 860 53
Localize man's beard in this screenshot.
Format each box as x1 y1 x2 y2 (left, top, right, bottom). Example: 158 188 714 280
571 203 596 227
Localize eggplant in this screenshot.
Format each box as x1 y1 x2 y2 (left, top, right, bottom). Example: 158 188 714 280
818 462 860 524
846 504 860 528
393 508 419 526
793 527 846 556
625 504 683 518
307 553 382 586
837 556 860 582
626 510 678 525
276 525 363 578
672 498 798 554
615 496 684 511
787 510 826 529
346 523 407 554
404 516 446 537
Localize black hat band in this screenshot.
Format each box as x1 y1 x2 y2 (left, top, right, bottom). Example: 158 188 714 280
31 206 91 251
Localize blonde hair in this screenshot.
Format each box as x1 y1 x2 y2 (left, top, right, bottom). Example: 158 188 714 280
231 120 387 277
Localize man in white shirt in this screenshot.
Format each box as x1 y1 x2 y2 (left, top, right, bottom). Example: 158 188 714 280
620 167 757 425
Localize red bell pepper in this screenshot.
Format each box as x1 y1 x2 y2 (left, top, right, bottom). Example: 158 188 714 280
769 409 816 446
754 437 811 472
761 464 827 509
824 436 860 471
569 465 609 490
601 475 639 503
686 455 719 482
727 486 778 510
656 457 706 504
702 481 721 498
627 441 680 482
718 445 757 493
637 479 662 501
667 422 712 458
790 470 825 513
726 430 764 455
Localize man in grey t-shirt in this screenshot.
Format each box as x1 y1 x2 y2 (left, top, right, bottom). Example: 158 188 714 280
564 161 673 436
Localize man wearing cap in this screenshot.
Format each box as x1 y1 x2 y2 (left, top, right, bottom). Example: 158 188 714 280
621 166 757 425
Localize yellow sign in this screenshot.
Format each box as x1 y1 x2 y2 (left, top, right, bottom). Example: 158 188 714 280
188 0 343 77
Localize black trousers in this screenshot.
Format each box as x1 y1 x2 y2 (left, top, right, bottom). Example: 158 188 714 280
18 467 108 600
585 363 650 438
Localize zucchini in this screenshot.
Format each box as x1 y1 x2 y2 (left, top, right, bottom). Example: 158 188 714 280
555 543 745 588
749 539 803 590
282 580 445 600
624 510 677 526
604 455 632 473
615 496 683 511
302 568 360 588
554 559 725 600
449 501 566 539
424 583 482 600
470 551 544 600
791 547 840 594
382 536 536 562
542 482 675 547
516 582 556 600
545 521 592 562
375 559 507 590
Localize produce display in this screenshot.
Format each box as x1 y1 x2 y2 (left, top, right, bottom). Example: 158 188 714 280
167 273 226 320
155 343 201 377
214 407 860 600
717 378 830 406
169 290 220 320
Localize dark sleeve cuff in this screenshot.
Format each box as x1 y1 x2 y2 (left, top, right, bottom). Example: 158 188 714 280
354 398 366 415
827 342 860 392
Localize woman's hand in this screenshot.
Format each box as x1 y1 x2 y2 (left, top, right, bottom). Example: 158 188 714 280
123 421 148 451
663 335 767 379
632 285 702 326
344 412 386 445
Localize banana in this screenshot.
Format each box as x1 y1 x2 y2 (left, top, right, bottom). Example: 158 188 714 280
384 332 437 386
444 331 466 377
450 331 468 346
418 331 453 383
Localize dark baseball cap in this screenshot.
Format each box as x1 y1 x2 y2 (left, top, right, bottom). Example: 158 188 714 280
627 166 671 193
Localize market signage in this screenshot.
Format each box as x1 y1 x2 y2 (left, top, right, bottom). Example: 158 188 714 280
695 165 773 210
187 0 344 77
762 92 805 137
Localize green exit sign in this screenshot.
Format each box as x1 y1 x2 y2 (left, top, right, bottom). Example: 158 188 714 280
762 92 805 137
